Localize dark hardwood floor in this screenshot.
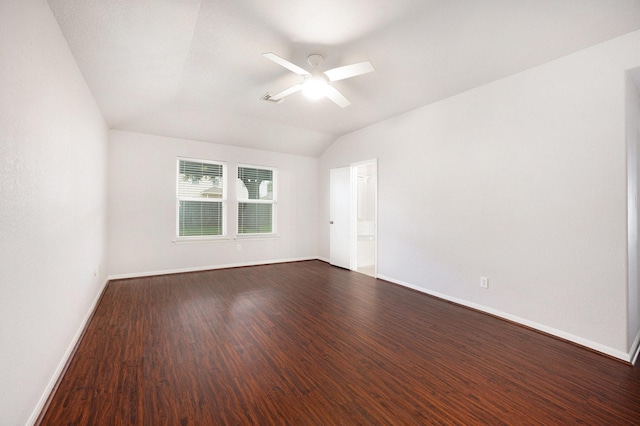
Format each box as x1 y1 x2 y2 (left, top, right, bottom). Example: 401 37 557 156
38 260 640 425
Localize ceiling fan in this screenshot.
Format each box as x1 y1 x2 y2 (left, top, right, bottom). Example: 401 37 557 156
262 52 374 108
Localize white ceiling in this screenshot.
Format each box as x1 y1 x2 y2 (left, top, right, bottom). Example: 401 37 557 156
48 0 640 157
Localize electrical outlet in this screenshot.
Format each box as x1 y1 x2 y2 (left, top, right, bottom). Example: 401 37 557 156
480 276 489 289
236 244 241 251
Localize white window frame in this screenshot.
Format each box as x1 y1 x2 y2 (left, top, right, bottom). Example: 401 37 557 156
236 164 277 236
176 157 227 240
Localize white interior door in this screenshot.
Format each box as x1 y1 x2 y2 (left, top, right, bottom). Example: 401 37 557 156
330 167 352 269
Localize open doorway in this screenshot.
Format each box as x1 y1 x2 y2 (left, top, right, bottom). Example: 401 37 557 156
353 160 377 277
329 160 378 276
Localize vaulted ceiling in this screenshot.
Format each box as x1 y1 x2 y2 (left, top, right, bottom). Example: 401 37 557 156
48 0 640 157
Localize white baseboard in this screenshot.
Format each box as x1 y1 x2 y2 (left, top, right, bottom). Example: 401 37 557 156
630 331 640 365
377 274 632 363
107 256 319 281
27 277 109 426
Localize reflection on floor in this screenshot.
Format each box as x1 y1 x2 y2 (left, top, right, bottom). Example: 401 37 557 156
357 264 375 277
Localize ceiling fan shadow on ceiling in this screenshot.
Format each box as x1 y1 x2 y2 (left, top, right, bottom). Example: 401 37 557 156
261 52 374 108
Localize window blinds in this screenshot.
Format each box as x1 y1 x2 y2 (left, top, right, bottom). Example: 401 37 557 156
177 159 226 237
236 166 275 234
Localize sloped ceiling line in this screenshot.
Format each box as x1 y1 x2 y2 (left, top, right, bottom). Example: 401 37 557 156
48 0 640 157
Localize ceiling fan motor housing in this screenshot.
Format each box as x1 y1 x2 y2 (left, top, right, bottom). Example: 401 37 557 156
307 54 323 68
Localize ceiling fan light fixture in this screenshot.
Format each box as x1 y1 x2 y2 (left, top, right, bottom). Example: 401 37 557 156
302 76 329 100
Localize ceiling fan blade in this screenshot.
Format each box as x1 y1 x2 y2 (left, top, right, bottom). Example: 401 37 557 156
269 84 302 101
324 85 351 108
263 52 310 77
324 61 374 82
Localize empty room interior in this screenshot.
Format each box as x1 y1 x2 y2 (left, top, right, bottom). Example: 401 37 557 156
3 0 640 424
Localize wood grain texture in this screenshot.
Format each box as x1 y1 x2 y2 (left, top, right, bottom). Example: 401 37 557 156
38 260 640 425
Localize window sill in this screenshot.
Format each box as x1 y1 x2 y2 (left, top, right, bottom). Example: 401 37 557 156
234 234 279 241
172 237 230 244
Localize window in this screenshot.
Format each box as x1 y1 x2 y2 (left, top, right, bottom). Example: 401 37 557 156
176 158 226 237
236 165 276 235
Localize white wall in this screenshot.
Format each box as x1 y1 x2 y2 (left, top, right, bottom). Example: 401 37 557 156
108 130 318 277
0 1 108 425
319 31 640 361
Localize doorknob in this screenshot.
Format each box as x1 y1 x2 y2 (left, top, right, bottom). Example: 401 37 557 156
329 221 334 224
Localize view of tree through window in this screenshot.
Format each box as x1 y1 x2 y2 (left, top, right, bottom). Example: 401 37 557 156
177 159 226 237
237 166 276 234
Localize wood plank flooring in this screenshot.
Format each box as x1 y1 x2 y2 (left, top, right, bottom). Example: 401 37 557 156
38 260 640 425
